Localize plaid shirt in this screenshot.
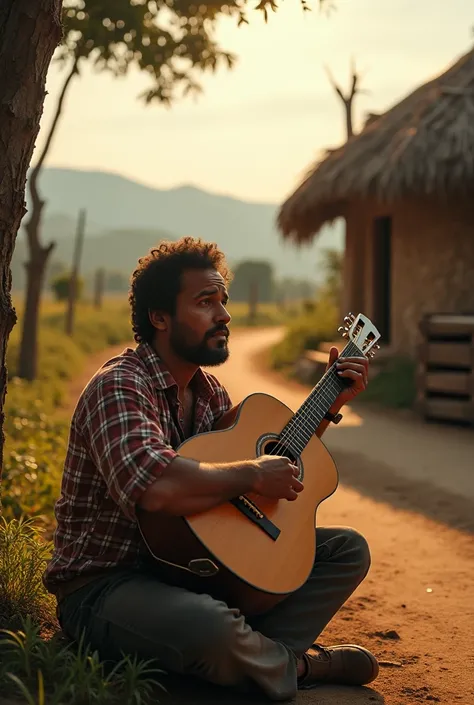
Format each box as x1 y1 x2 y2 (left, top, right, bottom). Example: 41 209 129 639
43 342 232 594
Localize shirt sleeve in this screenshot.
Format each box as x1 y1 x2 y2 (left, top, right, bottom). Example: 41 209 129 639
81 368 178 521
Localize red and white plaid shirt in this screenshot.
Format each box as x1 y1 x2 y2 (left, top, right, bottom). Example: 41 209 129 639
43 342 232 594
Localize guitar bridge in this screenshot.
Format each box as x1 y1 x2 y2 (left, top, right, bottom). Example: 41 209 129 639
230 496 280 541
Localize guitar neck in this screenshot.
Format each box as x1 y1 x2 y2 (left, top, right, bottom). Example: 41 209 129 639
280 340 365 457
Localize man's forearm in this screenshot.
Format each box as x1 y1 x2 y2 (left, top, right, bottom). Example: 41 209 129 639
139 456 257 515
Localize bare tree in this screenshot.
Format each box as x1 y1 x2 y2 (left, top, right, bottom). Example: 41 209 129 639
0 0 63 475
324 58 367 140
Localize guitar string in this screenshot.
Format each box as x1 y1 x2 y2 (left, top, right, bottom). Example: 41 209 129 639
268 374 343 457
272 356 355 454
271 371 343 454
272 376 343 456
268 340 365 457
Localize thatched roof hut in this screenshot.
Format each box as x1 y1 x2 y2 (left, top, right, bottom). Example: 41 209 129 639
278 47 474 243
277 48 474 359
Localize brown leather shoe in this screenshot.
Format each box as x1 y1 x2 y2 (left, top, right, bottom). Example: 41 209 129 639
298 643 379 688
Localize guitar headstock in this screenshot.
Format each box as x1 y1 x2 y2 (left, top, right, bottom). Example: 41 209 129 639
338 312 381 359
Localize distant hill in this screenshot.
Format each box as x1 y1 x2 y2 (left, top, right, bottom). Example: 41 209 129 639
11 167 344 289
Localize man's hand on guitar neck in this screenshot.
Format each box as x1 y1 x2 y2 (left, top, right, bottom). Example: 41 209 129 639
327 346 369 407
315 348 369 439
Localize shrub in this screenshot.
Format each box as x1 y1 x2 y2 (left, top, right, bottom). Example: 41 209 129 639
270 296 339 371
360 356 417 408
0 517 56 633
50 272 84 302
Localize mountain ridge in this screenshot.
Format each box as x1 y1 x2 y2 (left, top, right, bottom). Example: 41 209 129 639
11 167 344 288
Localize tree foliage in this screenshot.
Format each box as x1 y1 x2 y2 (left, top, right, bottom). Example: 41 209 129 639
59 1 327 103
230 260 275 302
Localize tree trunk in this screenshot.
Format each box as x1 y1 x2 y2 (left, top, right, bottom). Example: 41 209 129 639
18 244 54 381
17 56 79 379
248 280 259 324
94 268 105 310
0 1 63 475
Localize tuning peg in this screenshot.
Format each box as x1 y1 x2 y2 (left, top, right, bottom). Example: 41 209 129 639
337 326 349 338
374 344 381 350
343 316 353 325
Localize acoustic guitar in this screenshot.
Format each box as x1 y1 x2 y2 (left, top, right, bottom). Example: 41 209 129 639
137 312 381 615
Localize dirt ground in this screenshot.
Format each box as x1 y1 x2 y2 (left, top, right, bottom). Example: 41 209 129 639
58 329 474 704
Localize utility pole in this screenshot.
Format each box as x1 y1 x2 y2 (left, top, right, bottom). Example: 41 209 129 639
65 208 86 336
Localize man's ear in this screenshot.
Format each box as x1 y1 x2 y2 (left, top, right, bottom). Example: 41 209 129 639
149 309 168 332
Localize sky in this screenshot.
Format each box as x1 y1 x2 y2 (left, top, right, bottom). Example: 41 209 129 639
35 0 473 204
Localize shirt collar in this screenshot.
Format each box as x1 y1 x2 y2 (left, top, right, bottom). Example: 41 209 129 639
135 342 214 400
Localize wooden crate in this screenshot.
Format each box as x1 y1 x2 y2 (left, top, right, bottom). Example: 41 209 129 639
417 314 474 426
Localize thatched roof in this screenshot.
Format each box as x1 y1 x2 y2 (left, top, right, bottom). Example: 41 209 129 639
278 47 474 243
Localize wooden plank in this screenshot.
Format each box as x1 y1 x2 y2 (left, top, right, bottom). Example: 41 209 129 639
423 398 474 424
424 371 471 395
427 342 472 368
423 314 474 337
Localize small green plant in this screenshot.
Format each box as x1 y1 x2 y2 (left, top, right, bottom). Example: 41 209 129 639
0 617 165 704
0 517 56 633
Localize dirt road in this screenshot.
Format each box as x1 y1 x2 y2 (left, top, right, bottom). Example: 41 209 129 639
67 328 474 705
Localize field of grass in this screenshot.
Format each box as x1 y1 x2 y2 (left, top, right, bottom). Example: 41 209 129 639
270 297 340 374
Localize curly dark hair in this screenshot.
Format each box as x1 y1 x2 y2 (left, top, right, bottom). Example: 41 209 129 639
129 236 232 343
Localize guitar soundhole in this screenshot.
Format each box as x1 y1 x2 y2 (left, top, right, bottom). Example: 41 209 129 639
258 434 303 481
262 438 298 463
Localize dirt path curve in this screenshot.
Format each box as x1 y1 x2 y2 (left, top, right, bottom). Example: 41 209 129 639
66 330 474 705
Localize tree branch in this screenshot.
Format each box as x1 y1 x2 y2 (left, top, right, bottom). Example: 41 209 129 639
324 59 365 140
25 55 80 251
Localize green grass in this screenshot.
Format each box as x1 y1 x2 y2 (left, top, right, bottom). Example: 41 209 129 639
359 356 417 409
0 618 164 705
0 521 164 704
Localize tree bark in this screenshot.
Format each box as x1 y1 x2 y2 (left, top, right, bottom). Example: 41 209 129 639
0 1 63 474
18 243 55 381
18 56 79 380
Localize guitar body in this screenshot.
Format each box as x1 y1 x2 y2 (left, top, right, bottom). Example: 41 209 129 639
137 392 339 615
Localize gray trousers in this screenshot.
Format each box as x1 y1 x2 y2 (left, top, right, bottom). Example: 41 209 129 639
58 527 370 701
